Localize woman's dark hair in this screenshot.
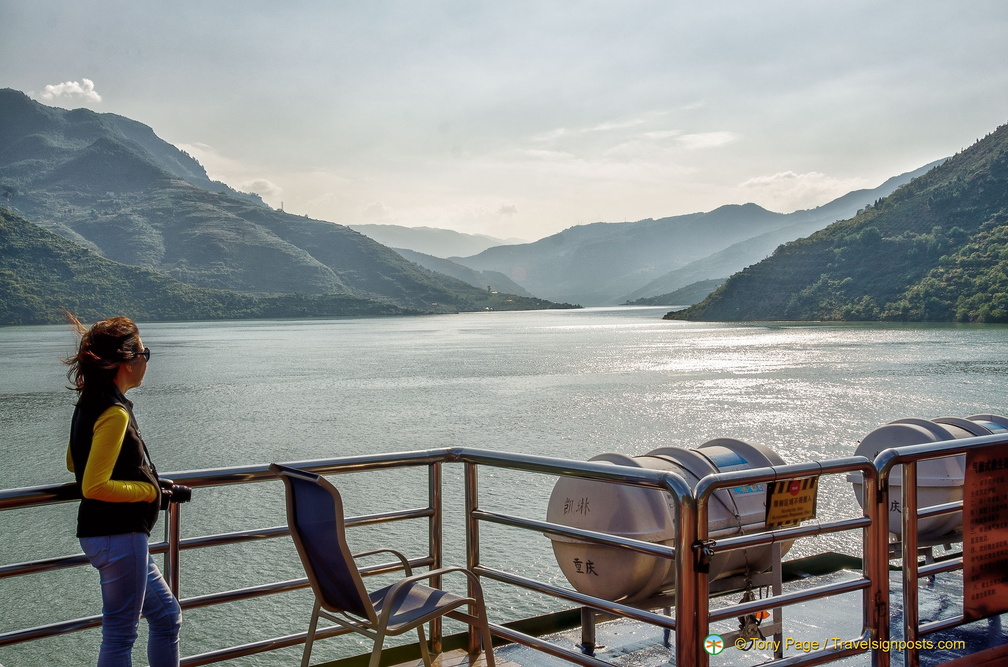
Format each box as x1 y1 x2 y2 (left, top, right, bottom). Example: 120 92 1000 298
64 312 143 393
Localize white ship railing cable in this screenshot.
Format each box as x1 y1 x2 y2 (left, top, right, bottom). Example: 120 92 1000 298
0 435 1005 666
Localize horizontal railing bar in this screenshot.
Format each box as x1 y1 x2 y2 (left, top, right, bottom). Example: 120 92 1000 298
175 505 433 553
707 517 872 553
4 446 678 513
0 451 455 513
181 625 352 666
0 554 438 648
0 552 90 579
181 578 309 610
0 614 102 647
916 500 962 519
0 535 168 580
181 557 436 610
173 525 290 551
707 577 871 623
0 482 80 510
695 458 876 505
919 614 966 637
488 622 613 667
454 448 681 488
183 600 501 666
0 511 432 581
917 556 962 578
0 534 166 580
472 509 676 558
172 450 453 489
357 556 436 577
0 447 688 513
875 432 1008 476
345 506 435 527
475 565 676 630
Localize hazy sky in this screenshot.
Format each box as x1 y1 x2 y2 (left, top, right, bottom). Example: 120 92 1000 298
3 1 1007 240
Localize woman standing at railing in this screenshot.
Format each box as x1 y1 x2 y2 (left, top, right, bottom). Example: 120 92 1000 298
63 314 191 667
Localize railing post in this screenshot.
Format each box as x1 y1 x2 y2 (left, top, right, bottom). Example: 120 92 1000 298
464 461 482 656
672 475 699 667
902 461 920 667
866 466 889 667
429 462 444 654
166 503 182 598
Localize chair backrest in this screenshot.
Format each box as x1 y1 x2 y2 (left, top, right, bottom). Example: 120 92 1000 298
270 463 376 622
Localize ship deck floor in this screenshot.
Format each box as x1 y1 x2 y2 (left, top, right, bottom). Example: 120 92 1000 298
388 566 1007 667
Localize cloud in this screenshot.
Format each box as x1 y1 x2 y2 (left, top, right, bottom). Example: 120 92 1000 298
362 201 392 220
176 142 243 177
239 178 281 201
358 202 524 235
38 78 102 104
740 170 870 211
525 119 739 175
531 116 655 143
670 131 739 150
176 143 286 207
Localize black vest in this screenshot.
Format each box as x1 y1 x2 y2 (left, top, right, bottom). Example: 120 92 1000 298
70 386 162 537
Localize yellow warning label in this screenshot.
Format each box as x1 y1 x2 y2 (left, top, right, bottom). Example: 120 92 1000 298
765 477 819 528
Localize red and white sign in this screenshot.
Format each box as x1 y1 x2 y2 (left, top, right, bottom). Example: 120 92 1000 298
963 445 1008 622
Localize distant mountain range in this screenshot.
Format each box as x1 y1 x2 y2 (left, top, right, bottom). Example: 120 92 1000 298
350 224 524 258
4 86 995 325
669 122 1008 322
0 89 568 323
391 247 533 297
448 163 941 306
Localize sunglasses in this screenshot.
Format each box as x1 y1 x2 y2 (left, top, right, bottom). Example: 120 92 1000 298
136 347 151 362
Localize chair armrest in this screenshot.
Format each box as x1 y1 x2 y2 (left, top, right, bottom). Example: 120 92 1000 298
352 548 413 575
379 566 489 622
425 566 488 600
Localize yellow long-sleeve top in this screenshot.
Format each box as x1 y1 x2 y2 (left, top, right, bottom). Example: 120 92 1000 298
66 406 159 503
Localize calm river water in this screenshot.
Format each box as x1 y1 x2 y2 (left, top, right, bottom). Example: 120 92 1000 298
1 307 1006 665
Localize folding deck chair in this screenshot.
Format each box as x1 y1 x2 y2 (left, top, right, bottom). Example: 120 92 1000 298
270 463 496 667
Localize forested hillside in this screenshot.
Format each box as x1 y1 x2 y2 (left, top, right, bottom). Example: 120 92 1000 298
668 123 1008 322
0 209 562 325
0 208 421 324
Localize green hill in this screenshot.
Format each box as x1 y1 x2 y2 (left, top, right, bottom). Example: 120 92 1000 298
0 208 424 325
0 89 564 316
0 208 563 325
625 279 727 307
668 122 1008 322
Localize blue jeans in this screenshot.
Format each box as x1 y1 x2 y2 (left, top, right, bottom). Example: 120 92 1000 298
80 533 181 667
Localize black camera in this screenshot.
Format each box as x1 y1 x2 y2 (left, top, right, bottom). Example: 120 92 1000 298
158 478 193 509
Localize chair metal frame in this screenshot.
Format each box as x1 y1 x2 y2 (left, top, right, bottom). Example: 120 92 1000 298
270 463 496 667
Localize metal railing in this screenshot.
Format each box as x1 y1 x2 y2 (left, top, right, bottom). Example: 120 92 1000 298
692 456 885 667
0 449 450 664
2 437 1006 666
875 433 1008 667
455 449 698 666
